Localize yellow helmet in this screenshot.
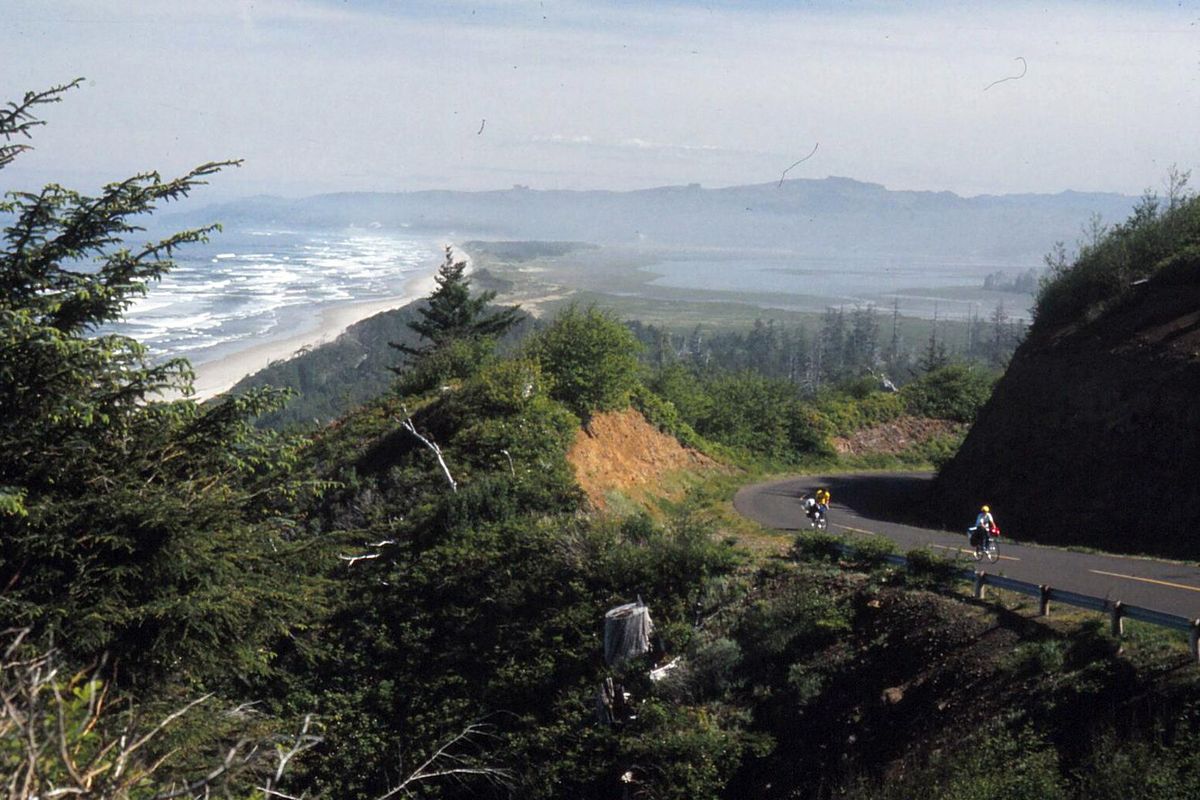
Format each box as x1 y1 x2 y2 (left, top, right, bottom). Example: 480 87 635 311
981 505 990 513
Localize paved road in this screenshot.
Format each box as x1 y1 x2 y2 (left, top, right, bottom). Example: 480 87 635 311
735 472 1200 620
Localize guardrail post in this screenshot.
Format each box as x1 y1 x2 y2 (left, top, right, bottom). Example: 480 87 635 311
974 572 987 600
1038 585 1051 617
1110 601 1124 637
1190 620 1200 663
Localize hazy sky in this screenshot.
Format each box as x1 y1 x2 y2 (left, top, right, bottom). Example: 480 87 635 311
3 0 1198 200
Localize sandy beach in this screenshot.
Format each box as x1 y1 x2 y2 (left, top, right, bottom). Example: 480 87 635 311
186 258 444 401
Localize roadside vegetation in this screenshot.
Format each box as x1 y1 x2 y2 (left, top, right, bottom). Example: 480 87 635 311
1034 167 1199 331
9 82 1198 800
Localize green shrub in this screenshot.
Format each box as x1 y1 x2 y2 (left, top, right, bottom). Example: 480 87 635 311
1003 639 1067 678
646 363 713 425
785 662 828 706
1063 619 1121 669
685 637 744 699
395 336 497 395
859 723 1068 800
693 371 797 458
903 547 965 590
815 389 906 436
848 535 897 569
792 531 845 563
618 702 748 800
631 383 707 450
736 578 852 666
599 505 742 622
1149 243 1200 286
1075 729 1200 800
1034 192 1200 329
789 404 836 456
901 364 997 423
527 304 642 418
902 430 965 468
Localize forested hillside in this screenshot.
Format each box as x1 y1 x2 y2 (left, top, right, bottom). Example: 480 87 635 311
7 84 1200 800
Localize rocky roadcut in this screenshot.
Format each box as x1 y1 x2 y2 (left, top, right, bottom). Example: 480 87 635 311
831 416 964 457
937 275 1200 558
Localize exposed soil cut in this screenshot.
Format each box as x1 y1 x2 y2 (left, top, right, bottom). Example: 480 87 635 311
831 416 964 457
566 408 719 509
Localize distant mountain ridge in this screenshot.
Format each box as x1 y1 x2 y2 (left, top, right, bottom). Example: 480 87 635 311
174 176 1136 266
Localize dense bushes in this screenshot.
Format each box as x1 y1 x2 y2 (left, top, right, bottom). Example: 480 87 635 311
815 386 906 435
901 363 997 423
1035 187 1200 330
526 304 642 418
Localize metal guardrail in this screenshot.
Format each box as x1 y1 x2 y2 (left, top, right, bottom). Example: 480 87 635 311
1045 587 1108 613
828 540 1200 662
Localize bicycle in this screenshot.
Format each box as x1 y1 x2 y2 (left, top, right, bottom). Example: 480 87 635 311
810 507 828 531
802 497 829 531
967 525 998 563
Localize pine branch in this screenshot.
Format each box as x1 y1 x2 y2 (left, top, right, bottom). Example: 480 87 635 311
0 79 84 170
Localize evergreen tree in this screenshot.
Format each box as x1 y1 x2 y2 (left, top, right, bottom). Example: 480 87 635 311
0 81 317 686
847 305 880 372
917 321 950 373
818 306 846 383
389 246 521 369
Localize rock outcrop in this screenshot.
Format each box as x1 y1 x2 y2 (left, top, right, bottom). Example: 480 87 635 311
935 255 1200 557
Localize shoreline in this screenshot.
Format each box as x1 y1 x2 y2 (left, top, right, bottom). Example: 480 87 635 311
186 259 442 402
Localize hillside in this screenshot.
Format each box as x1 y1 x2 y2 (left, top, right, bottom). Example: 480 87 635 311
13 78 1200 800
226 295 535 429
936 195 1200 557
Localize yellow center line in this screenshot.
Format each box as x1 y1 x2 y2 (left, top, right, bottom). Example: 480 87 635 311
1089 569 1200 594
833 524 1020 562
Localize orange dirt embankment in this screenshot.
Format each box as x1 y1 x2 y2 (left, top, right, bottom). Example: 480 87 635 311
566 408 719 510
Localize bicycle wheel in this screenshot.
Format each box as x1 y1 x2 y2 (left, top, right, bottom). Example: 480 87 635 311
985 542 998 563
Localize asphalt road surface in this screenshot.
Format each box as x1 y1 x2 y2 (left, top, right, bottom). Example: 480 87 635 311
735 472 1200 620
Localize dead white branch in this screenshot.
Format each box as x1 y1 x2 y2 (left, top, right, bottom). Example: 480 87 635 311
374 723 512 800
259 714 321 800
338 552 383 566
1 630 315 800
398 408 457 493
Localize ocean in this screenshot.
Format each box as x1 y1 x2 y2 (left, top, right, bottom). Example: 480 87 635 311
103 226 442 367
